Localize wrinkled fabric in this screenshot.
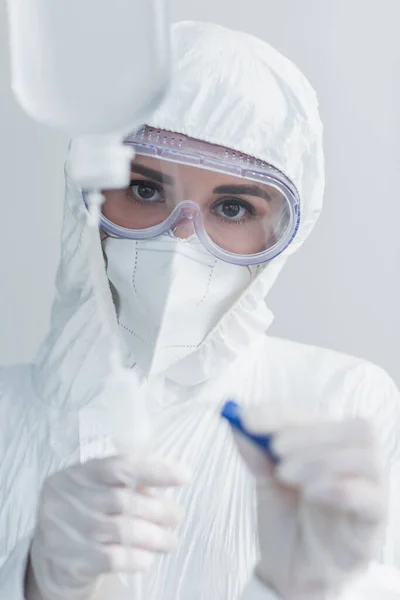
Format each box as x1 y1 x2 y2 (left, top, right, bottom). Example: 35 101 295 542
0 20 400 600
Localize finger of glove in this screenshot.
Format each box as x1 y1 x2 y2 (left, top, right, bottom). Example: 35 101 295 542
91 488 185 525
49 455 190 494
83 514 179 550
118 455 191 488
41 511 178 572
40 473 185 551
272 419 375 457
233 431 275 478
40 482 183 541
240 403 317 435
276 447 381 487
302 476 386 522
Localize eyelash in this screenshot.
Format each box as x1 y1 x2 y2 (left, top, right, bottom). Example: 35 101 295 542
127 179 164 204
212 198 257 225
126 179 258 224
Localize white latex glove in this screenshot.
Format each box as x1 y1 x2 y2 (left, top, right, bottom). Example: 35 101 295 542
235 406 387 600
25 455 190 600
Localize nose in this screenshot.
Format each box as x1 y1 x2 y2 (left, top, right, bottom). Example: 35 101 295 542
172 219 195 239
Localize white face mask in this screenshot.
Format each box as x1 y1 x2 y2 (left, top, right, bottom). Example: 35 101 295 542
102 234 254 378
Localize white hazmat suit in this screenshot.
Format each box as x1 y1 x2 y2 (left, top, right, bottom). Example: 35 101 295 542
1 20 400 600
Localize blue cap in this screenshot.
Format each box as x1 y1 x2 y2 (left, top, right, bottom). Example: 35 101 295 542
221 400 280 465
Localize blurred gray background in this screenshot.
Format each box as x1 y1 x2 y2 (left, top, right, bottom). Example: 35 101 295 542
0 0 399 384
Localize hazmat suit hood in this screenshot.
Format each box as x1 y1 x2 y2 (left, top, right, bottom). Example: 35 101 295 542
32 21 324 408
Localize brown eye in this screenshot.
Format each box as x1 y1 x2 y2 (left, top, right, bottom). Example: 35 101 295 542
221 201 242 218
129 180 163 203
213 198 256 221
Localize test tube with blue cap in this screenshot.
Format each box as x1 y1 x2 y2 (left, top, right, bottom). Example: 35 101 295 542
221 400 280 465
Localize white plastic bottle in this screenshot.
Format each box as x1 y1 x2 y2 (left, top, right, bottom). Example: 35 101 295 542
6 0 171 191
6 0 170 136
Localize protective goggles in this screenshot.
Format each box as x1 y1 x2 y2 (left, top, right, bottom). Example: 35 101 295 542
84 127 301 266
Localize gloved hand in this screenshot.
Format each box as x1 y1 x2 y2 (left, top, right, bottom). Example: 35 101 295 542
235 406 387 600
25 455 189 600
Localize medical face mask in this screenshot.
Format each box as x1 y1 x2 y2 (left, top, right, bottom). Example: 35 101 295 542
102 233 254 378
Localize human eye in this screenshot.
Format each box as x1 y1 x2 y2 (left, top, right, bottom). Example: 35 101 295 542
127 179 164 204
211 197 257 224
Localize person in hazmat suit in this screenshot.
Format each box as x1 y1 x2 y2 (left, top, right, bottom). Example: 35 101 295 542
1 20 400 600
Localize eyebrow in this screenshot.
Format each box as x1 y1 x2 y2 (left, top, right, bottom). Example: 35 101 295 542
213 184 273 202
130 163 175 185
130 165 273 202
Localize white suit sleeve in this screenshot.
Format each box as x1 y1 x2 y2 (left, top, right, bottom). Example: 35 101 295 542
0 535 33 600
338 362 400 565
353 364 400 565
